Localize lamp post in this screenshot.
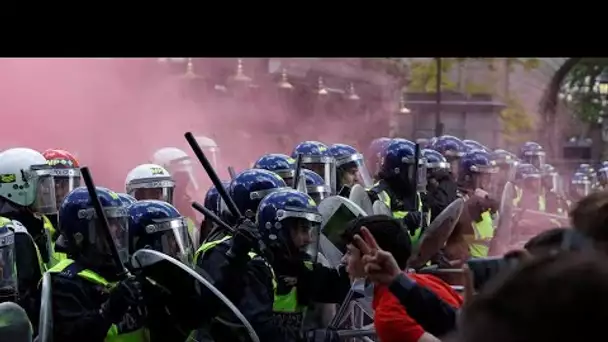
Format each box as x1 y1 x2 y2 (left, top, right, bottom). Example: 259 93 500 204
435 57 443 137
597 68 608 98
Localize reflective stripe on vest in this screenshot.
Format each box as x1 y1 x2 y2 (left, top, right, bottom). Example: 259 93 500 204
46 259 148 342
377 189 424 244
43 215 66 268
12 220 46 274
513 188 546 212
469 211 494 258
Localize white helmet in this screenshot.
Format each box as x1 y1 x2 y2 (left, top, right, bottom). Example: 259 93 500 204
0 148 56 214
125 164 175 203
151 147 198 191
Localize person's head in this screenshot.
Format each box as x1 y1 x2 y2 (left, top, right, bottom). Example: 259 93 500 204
459 150 498 191
341 215 411 273
458 251 608 342
514 163 542 193
0 302 33 342
328 143 373 189
292 141 337 194
256 189 322 260
0 147 57 215
523 227 592 256
58 187 128 280
127 200 193 265
570 191 608 253
379 139 426 192
125 164 175 203
42 148 81 211
230 169 288 221
253 153 296 186
299 169 331 205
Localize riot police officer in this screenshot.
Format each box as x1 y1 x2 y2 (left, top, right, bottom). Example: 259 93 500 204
327 143 373 196
299 169 331 204
365 137 391 182
292 141 337 195
254 153 296 186
421 148 458 224
458 150 498 258
117 193 137 207
570 172 591 202
463 139 491 153
0 148 57 271
47 187 146 342
519 141 546 169
196 189 349 342
201 181 231 243
491 149 518 200
125 163 199 249
368 139 427 245
0 217 18 303
540 164 568 215
430 135 468 180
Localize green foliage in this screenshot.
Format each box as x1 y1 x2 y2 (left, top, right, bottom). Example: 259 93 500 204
407 58 457 92
563 59 608 123
500 96 535 143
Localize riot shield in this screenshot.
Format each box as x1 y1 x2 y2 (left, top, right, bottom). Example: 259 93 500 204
408 198 465 269
38 272 52 342
372 200 392 216
130 249 260 342
318 196 367 254
348 184 373 215
492 182 516 251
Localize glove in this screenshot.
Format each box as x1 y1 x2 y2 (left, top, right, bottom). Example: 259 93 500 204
403 211 426 236
100 276 145 324
227 219 264 261
304 328 341 342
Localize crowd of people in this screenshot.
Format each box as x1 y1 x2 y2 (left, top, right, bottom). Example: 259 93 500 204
0 134 605 342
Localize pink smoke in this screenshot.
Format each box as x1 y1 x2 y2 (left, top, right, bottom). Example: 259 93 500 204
0 58 388 200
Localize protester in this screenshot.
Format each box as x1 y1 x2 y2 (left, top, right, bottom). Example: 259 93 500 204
457 251 608 342
343 216 462 341
570 190 608 253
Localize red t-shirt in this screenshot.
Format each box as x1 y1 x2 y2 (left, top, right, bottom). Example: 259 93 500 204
372 273 463 342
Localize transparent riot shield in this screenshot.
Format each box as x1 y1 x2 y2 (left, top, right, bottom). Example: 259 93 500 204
408 198 464 269
130 249 260 342
372 200 391 216
318 196 367 266
38 272 52 342
348 184 373 216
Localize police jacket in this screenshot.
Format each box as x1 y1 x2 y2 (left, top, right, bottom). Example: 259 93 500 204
47 259 146 342
196 237 350 342
425 170 459 223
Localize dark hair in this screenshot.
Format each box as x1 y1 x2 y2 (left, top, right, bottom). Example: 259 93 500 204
341 214 411 269
570 192 608 250
458 251 608 342
523 227 591 255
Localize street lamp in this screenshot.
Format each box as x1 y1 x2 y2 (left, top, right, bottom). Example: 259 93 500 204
399 95 410 114
597 69 608 97
346 83 360 101
277 68 294 90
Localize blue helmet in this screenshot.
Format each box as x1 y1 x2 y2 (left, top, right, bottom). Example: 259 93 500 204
300 169 331 204
229 169 288 219
128 200 193 264
463 139 490 153
380 138 417 179
571 172 591 197
117 193 137 207
459 150 498 189
58 187 129 266
422 149 449 170
328 143 373 188
253 154 296 183
519 141 545 169
256 189 322 257
292 141 337 194
203 181 231 216
431 135 467 159
366 137 392 177
514 163 541 182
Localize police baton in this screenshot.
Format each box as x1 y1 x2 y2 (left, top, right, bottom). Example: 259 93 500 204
292 153 303 190
191 201 236 235
80 167 131 278
184 132 243 220
412 143 421 209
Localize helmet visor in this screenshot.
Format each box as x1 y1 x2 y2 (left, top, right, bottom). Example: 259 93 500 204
53 169 81 211
32 170 57 215
128 179 175 204
336 154 373 189
136 217 193 265
0 232 17 296
301 156 337 195
83 206 130 264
